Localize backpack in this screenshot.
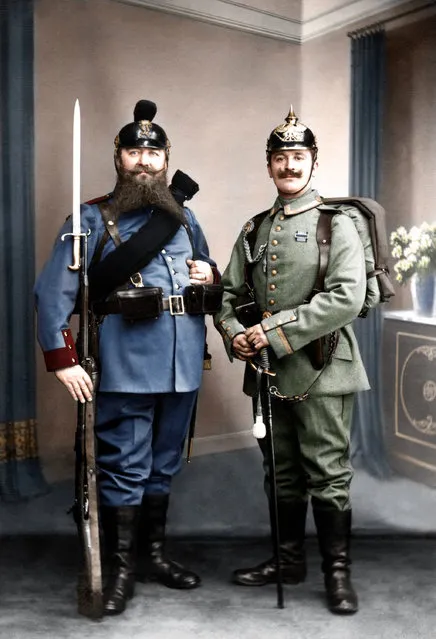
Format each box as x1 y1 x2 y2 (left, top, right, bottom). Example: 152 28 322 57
243 196 395 319
321 197 395 316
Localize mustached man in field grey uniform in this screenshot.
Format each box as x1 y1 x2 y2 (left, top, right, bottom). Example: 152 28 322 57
214 108 376 615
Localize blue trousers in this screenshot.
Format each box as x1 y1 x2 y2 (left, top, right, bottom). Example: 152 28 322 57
95 391 197 506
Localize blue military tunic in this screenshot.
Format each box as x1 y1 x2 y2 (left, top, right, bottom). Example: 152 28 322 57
35 201 215 393
35 199 217 505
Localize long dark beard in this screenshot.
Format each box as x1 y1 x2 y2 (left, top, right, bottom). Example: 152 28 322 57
107 164 186 222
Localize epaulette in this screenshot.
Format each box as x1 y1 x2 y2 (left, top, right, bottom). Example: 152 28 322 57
85 193 113 205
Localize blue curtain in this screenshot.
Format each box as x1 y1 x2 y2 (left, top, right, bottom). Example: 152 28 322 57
349 29 391 478
0 0 47 500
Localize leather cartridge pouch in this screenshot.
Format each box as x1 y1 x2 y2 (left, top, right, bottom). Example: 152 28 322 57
304 330 339 370
304 337 326 371
184 284 224 315
234 298 263 328
116 287 163 321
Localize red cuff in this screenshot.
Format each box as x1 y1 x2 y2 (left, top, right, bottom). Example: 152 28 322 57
43 329 79 372
212 267 221 284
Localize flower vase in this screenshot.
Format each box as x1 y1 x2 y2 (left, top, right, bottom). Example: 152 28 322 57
410 272 436 316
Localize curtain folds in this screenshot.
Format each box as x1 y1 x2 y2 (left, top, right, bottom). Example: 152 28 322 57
349 30 391 478
0 0 47 500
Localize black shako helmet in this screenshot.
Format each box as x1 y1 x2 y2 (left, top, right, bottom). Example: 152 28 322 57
114 100 171 156
266 106 317 161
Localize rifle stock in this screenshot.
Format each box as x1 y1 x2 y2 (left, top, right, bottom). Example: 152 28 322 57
74 234 104 620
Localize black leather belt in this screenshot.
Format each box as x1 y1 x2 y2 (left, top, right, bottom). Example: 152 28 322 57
93 294 187 316
92 284 223 321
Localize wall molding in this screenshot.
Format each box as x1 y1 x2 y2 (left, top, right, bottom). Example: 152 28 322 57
302 0 432 40
116 0 301 42
115 0 418 42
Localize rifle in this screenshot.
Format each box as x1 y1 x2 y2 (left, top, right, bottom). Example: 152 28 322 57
73 231 104 620
64 99 103 619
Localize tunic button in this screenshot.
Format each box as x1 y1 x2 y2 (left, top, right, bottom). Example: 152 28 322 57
269 284 276 291
271 239 278 246
275 226 282 232
279 215 285 221
71 358 76 363
271 269 277 276
269 299 275 306
271 255 277 261
161 249 166 254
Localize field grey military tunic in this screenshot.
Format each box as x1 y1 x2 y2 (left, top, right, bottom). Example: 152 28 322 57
214 189 371 509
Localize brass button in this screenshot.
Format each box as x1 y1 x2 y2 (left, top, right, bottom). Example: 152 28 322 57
269 299 275 306
269 284 276 291
108 220 114 226
271 269 277 276
275 225 282 232
68 345 72 350
271 239 278 246
279 215 285 221
271 255 277 261
72 358 76 363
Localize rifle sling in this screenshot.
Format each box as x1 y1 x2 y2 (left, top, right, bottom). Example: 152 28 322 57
88 205 192 302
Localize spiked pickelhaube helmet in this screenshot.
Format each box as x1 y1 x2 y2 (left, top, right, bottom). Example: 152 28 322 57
266 106 317 161
114 100 171 156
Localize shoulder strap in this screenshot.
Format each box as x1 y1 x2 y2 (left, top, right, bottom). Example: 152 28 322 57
88 207 183 302
307 210 336 301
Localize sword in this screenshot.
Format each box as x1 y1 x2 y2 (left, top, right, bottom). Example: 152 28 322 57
64 98 82 270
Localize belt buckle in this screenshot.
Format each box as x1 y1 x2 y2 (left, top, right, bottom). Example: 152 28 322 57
168 295 185 316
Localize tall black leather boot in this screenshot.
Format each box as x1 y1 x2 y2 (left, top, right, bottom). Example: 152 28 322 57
312 501 358 615
101 505 140 616
137 493 201 589
232 500 308 586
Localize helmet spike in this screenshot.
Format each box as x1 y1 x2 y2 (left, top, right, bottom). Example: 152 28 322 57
285 105 298 125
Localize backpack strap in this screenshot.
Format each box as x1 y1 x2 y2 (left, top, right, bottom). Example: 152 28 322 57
307 209 337 301
88 207 183 302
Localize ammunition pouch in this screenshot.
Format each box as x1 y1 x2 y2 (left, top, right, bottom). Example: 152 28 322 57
116 287 164 321
234 299 263 327
184 284 224 315
304 330 339 370
93 284 223 321
304 337 325 371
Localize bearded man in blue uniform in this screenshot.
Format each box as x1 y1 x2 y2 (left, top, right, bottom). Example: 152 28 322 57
35 100 219 616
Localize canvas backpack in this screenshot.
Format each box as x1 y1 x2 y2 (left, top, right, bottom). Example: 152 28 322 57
321 197 395 316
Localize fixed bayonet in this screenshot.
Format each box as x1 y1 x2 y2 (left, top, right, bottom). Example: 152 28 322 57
63 99 103 619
